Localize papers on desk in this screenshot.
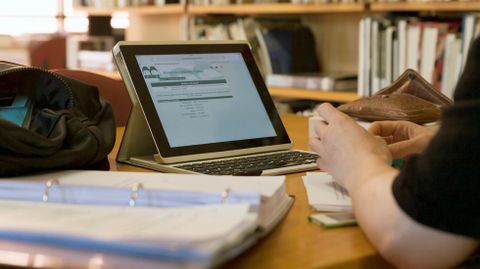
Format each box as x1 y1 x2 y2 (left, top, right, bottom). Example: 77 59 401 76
1 170 290 230
0 200 256 264
0 170 293 268
302 172 352 212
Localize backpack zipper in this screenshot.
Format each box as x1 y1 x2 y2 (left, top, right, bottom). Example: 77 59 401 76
0 62 75 108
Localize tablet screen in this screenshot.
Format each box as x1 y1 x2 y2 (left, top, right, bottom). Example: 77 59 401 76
115 42 290 158
136 52 276 148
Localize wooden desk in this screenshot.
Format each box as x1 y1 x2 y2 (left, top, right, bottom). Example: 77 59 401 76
109 114 393 269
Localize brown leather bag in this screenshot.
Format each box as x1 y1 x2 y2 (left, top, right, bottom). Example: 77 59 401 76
338 69 453 124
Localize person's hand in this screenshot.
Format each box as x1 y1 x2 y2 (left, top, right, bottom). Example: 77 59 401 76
309 103 393 190
368 121 437 159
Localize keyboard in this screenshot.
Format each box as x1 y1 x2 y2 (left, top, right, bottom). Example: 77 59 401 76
174 151 319 176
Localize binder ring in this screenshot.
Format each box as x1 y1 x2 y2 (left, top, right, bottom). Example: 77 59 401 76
129 183 144 207
43 179 59 202
221 188 231 204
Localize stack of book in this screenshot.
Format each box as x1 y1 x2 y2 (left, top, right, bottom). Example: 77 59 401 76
66 35 115 71
266 73 357 91
358 14 480 98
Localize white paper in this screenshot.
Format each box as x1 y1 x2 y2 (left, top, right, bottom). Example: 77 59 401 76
309 116 372 139
302 172 352 212
0 200 254 244
8 170 284 198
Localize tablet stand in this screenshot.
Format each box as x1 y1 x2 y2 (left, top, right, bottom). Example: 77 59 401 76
117 105 158 163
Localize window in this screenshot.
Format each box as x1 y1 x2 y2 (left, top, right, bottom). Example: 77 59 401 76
63 0 89 33
0 0 127 36
0 0 60 36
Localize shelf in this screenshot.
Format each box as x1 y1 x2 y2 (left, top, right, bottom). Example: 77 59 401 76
73 4 186 16
370 1 480 12
74 2 480 16
268 87 359 103
72 69 358 103
188 3 364 15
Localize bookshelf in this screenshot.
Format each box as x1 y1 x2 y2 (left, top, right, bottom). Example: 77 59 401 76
73 3 188 41
73 1 480 103
269 87 359 103
188 3 364 15
73 4 186 16
370 2 480 12
78 68 359 103
73 3 363 103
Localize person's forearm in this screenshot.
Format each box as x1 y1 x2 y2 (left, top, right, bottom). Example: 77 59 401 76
348 168 479 269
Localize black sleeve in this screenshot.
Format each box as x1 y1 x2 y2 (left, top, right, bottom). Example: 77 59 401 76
392 36 480 239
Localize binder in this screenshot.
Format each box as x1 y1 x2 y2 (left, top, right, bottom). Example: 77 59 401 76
0 179 260 208
0 170 294 268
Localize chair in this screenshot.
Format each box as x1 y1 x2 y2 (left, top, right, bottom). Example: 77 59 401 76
53 69 132 126
30 36 66 69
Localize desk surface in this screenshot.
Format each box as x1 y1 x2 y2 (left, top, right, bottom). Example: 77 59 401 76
110 114 393 269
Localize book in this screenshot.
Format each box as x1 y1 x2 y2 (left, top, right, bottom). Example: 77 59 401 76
397 19 408 77
358 16 372 97
371 19 380 94
460 14 477 71
358 17 367 97
359 15 463 98
302 172 352 212
407 22 422 72
420 24 440 83
266 73 357 91
0 170 293 268
441 33 462 98
384 25 395 86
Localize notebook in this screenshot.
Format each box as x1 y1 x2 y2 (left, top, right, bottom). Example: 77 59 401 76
113 41 318 176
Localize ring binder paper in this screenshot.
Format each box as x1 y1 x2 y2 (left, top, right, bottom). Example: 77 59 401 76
1 170 292 231
0 170 294 268
42 179 59 202
129 182 144 207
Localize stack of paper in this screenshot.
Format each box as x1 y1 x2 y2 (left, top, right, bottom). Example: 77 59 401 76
0 170 294 268
0 200 256 268
302 172 352 212
3 170 291 231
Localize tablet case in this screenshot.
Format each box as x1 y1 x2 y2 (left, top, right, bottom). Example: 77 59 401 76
113 41 293 166
338 69 453 124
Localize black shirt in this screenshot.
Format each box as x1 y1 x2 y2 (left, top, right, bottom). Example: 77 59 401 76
392 37 480 239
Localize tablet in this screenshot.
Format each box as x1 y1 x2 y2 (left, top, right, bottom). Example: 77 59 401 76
113 41 291 163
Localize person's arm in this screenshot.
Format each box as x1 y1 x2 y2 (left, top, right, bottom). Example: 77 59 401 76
309 103 479 269
350 169 478 269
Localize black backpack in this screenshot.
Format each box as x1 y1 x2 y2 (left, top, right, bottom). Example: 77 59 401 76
0 61 116 176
